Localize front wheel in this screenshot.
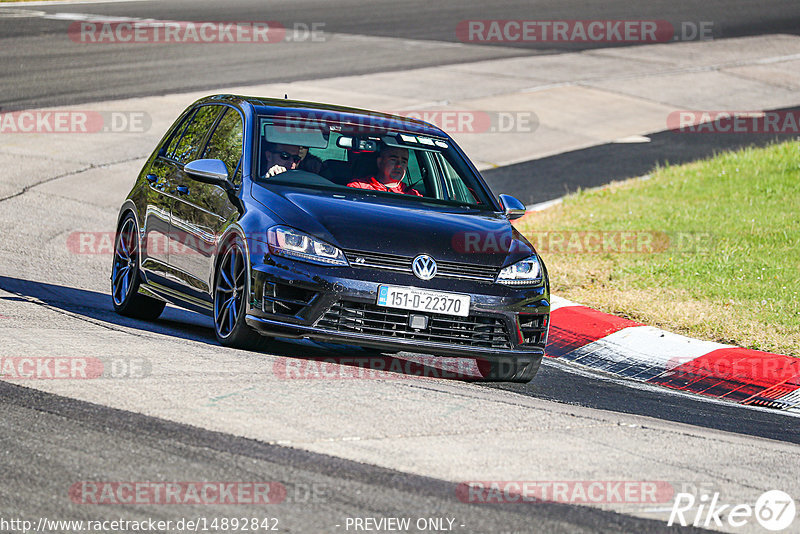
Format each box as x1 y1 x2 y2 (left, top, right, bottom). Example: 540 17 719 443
213 236 265 350
111 213 165 320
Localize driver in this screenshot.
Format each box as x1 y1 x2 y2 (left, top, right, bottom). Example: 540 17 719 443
346 145 422 196
263 142 301 177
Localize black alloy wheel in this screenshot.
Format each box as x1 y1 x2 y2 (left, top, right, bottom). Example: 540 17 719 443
111 214 165 320
214 236 264 349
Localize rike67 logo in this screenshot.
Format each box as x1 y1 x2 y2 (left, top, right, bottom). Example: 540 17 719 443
669 490 796 531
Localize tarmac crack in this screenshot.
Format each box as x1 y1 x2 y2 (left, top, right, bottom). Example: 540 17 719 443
0 154 147 204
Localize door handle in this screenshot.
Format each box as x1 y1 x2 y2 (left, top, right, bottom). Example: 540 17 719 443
176 186 189 195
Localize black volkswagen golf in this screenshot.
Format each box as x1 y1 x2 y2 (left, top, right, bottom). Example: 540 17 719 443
112 95 550 381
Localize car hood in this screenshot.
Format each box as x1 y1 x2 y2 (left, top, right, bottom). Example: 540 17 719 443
250 183 534 267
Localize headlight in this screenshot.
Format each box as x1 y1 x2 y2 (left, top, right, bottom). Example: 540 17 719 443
496 254 542 286
267 226 348 266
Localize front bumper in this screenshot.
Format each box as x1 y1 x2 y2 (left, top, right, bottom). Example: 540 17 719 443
245 254 550 359
245 314 544 358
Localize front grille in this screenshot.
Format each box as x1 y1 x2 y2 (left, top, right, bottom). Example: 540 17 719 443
343 249 499 282
315 300 512 349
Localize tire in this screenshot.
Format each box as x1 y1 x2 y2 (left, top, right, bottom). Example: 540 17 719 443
111 213 166 320
213 236 265 350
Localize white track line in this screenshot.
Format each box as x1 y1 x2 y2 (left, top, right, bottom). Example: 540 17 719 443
0 0 146 7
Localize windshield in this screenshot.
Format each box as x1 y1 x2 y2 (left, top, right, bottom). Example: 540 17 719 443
255 115 494 209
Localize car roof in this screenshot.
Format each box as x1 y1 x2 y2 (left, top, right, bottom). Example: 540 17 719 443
196 94 448 138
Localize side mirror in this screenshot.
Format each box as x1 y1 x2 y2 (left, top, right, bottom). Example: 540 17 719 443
184 159 233 190
498 194 527 220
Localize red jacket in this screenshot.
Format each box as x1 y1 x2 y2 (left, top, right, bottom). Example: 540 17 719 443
346 176 422 196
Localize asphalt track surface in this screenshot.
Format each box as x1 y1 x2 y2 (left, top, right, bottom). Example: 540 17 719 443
1 0 799 110
0 272 796 531
1 381 710 534
2 274 798 446
1 1 800 533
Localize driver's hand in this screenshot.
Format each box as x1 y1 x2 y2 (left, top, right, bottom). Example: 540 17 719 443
265 164 288 177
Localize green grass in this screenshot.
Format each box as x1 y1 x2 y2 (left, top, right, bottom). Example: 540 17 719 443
516 140 800 355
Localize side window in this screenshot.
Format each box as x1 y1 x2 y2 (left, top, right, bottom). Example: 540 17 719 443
203 108 244 182
162 109 195 159
405 150 427 195
438 153 478 204
173 106 221 164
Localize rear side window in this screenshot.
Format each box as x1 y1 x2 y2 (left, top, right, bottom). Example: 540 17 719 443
162 110 194 159
172 105 221 164
203 108 244 181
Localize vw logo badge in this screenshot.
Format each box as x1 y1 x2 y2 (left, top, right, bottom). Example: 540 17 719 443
412 255 437 280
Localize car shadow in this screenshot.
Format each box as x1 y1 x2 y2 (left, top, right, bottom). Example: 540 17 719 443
0 275 490 381
484 105 800 205
0 274 218 344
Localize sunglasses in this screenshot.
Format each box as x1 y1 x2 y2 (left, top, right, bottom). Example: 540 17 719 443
272 151 301 164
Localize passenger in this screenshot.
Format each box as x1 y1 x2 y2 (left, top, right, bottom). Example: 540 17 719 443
263 142 301 177
346 145 421 196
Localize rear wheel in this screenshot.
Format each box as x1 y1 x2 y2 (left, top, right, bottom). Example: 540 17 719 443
111 214 165 320
214 236 265 349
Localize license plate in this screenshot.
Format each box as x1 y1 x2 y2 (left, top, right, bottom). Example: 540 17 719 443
376 285 471 317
